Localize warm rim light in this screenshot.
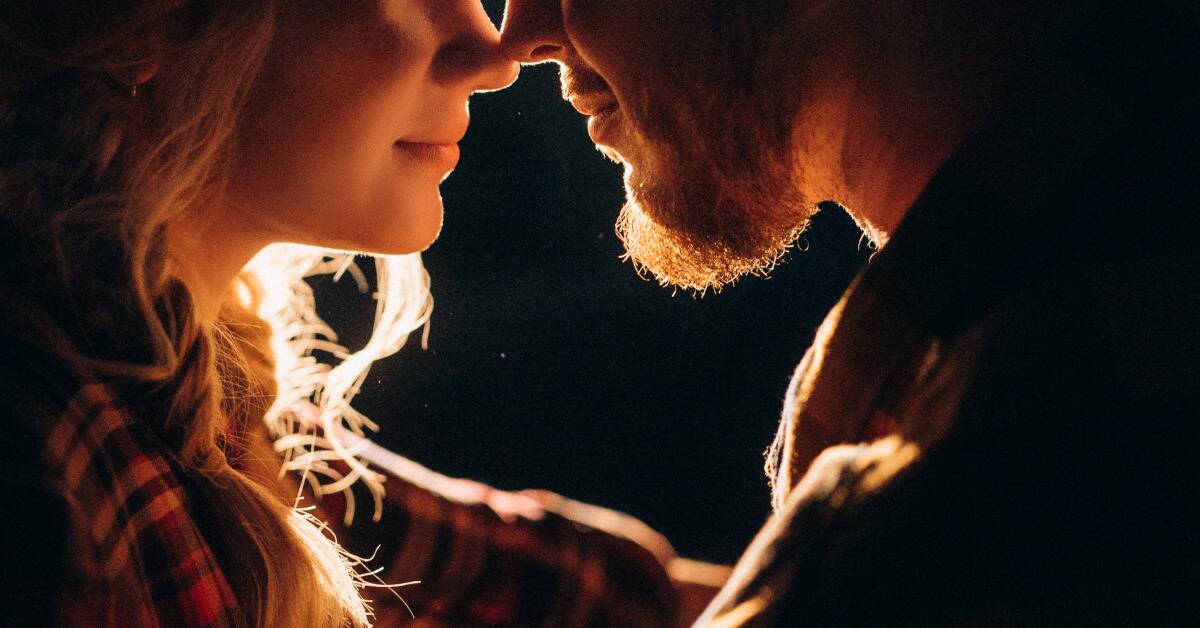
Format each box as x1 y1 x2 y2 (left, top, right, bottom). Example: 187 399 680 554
242 243 433 526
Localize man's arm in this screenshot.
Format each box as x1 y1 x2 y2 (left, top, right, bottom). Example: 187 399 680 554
334 438 728 627
699 254 1200 626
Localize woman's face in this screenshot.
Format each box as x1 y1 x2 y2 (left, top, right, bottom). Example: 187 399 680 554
229 0 518 255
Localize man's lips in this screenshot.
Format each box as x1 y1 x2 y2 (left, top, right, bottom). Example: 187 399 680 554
568 93 619 118
568 93 623 150
562 64 624 152
587 108 624 154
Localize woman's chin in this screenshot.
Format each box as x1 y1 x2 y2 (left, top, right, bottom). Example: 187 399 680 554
291 193 445 256
363 199 444 255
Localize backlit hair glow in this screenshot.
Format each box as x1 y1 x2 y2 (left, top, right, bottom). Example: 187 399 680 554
242 244 433 526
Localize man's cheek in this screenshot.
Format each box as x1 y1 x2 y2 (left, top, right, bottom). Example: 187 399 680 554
561 0 665 77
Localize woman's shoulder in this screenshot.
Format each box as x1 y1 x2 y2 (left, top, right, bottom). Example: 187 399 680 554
0 324 84 439
0 329 242 627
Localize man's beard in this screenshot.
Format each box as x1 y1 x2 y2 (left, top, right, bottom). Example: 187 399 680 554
613 78 815 293
610 3 818 293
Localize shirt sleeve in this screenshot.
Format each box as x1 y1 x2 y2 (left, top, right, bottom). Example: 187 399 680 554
332 441 681 627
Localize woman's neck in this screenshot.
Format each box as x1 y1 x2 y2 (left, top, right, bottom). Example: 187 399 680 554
167 210 268 324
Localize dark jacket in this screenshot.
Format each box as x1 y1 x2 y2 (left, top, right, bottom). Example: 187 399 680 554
702 3 1200 626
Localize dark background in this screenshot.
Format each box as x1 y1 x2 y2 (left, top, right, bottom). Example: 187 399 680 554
314 3 871 565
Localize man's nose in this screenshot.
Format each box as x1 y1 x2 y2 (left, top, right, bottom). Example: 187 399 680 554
500 0 569 64
435 1 520 92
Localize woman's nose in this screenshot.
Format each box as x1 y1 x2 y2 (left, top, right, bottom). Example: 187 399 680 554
434 2 520 92
500 0 569 64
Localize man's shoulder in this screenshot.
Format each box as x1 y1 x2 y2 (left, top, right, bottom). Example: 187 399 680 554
954 244 1200 419
699 248 1200 627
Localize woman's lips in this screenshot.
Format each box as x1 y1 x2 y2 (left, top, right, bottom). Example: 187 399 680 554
394 141 461 172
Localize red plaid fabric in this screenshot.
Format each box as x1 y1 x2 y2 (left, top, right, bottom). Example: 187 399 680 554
10 373 679 627
43 383 240 627
322 442 680 627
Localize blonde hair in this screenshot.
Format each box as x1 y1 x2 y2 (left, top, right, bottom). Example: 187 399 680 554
1 2 430 626
243 246 432 527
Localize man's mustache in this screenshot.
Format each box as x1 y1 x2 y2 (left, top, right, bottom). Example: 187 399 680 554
560 62 611 102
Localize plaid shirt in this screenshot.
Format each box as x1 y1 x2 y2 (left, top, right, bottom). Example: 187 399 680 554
323 442 680 627
1 356 680 626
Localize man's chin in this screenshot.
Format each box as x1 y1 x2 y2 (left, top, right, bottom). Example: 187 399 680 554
615 196 812 294
607 107 815 293
596 143 623 164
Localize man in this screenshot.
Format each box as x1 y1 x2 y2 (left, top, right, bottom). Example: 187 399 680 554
501 0 1200 624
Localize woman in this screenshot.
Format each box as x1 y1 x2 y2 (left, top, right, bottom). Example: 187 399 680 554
0 1 722 626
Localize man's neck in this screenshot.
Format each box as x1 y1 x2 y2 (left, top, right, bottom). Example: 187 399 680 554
847 113 973 247
797 2 1044 247
799 83 980 248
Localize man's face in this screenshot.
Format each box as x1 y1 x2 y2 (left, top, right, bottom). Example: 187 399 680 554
502 0 830 291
